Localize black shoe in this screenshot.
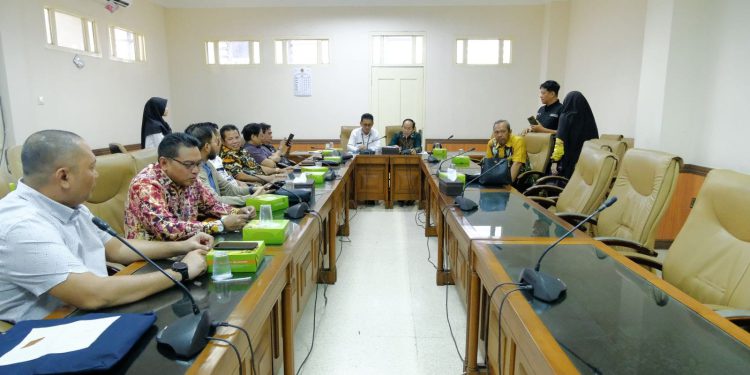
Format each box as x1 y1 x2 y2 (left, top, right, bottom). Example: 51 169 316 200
405 201 415 206
398 201 405 207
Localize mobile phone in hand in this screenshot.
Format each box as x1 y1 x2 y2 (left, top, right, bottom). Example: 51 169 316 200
527 116 539 126
285 133 295 147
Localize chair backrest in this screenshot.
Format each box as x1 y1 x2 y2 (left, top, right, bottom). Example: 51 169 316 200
84 153 137 235
6 145 23 181
663 169 750 309
555 146 618 215
600 134 624 141
109 142 128 154
585 139 628 175
523 133 554 173
340 126 359 149
596 148 682 250
129 147 158 173
385 125 401 146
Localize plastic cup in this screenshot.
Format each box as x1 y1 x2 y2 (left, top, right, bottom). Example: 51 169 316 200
211 251 233 281
260 204 273 222
325 142 332 149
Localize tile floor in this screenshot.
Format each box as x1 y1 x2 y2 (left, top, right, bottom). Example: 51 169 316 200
286 203 469 375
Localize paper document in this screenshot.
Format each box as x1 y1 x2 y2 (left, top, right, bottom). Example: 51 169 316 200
0 316 119 366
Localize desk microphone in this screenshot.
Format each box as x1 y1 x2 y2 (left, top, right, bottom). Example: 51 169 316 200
278 186 310 219
427 135 453 162
91 217 211 358
453 158 509 211
358 135 386 155
435 147 476 176
519 196 618 303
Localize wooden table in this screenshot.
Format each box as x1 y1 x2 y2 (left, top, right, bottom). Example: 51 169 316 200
352 154 422 208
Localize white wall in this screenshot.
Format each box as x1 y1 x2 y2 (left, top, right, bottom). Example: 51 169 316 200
164 6 548 140
0 0 170 149
562 0 647 138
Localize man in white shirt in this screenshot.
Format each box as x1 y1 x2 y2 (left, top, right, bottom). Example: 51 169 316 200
0 130 209 322
347 113 381 153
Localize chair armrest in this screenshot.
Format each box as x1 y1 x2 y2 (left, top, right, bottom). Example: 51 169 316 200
622 253 664 270
595 236 657 256
535 175 569 186
556 212 597 227
523 184 564 197
528 196 557 209
517 170 545 182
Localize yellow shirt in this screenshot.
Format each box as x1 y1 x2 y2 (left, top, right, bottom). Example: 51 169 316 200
485 135 527 164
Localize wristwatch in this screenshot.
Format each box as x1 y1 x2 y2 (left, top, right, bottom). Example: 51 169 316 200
172 261 189 282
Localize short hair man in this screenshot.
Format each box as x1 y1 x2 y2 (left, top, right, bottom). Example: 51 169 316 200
526 80 563 134
243 123 291 168
486 120 527 182
347 113 381 153
125 132 255 241
0 130 209 322
219 125 287 184
185 123 267 207
388 118 422 154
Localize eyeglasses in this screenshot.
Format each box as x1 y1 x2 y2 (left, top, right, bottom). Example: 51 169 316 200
168 157 201 170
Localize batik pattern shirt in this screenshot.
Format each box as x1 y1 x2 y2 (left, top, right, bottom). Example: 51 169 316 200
220 145 262 178
125 163 237 241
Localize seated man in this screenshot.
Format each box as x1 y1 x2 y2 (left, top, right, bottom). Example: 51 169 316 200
125 133 254 241
219 125 288 184
485 120 527 182
185 122 268 207
243 123 291 168
0 130 209 322
347 113 381 153
389 118 422 154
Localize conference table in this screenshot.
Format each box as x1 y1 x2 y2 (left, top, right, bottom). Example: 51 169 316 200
43 151 750 374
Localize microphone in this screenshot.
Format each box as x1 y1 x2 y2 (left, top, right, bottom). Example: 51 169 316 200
359 135 386 155
427 135 454 162
453 158 509 211
519 196 618 303
91 217 211 358
278 186 310 219
435 147 476 176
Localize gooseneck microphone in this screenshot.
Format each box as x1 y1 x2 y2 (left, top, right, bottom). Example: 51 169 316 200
435 147 476 176
519 196 618 303
91 216 211 358
427 135 453 163
358 135 386 155
453 157 509 211
277 185 310 219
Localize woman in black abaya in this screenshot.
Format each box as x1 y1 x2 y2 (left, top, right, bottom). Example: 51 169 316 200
553 91 599 179
140 97 172 148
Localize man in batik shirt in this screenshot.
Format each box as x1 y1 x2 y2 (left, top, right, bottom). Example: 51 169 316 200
219 124 287 184
125 133 255 241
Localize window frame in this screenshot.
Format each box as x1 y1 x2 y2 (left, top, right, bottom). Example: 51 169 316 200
274 38 330 65
455 37 513 66
43 7 100 56
204 39 261 66
108 25 147 63
371 33 425 67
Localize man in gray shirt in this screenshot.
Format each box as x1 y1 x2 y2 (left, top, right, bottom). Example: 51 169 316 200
0 130 209 322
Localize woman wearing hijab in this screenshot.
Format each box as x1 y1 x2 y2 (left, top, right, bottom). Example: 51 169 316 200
550 91 599 179
140 97 172 148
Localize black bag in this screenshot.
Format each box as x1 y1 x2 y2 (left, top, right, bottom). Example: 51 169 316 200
479 158 512 186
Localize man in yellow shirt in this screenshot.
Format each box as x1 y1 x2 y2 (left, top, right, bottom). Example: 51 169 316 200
485 120 527 182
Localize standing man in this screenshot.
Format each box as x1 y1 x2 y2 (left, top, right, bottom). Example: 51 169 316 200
525 80 563 134
486 120 527 182
347 113 381 153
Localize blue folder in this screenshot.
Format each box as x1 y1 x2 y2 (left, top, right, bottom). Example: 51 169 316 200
0 312 156 374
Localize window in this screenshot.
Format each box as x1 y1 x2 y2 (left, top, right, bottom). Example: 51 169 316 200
43 8 98 54
372 35 424 66
205 40 260 65
274 39 329 65
109 26 146 62
456 38 512 65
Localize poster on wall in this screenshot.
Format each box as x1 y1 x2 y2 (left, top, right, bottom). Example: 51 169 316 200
293 67 312 97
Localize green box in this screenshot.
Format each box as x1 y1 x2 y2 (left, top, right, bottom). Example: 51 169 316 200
438 171 466 184
301 166 329 173
304 171 327 184
245 194 289 212
432 148 448 160
321 149 335 156
243 220 289 245
207 242 266 273
324 156 342 163
452 155 471 167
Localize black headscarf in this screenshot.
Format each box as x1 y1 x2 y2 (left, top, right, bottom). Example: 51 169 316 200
140 97 172 148
556 91 599 179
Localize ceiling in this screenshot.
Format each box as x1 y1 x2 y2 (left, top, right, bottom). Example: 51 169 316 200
149 0 552 8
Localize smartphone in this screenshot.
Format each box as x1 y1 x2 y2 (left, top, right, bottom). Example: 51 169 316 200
527 116 539 126
286 133 295 147
213 241 259 251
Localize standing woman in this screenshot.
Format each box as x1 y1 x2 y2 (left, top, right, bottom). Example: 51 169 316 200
551 91 599 179
140 97 172 149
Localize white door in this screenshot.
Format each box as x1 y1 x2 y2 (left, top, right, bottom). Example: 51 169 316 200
370 67 425 139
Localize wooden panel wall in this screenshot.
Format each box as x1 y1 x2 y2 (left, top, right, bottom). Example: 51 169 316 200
655 165 710 248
